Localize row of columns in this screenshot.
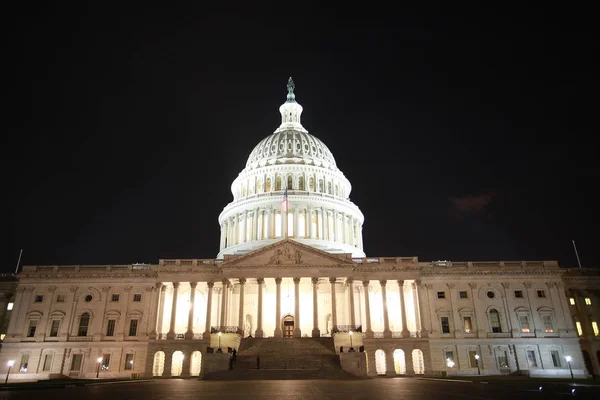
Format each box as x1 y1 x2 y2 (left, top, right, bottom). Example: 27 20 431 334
155 279 417 340
219 208 363 251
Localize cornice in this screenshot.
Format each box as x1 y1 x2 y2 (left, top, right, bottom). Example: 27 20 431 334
18 272 158 281
419 270 563 277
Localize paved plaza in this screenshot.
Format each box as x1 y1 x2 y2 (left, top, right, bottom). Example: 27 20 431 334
1 378 599 400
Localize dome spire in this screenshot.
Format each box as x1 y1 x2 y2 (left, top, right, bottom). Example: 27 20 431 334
286 77 296 103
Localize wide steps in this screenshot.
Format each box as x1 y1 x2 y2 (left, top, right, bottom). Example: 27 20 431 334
202 367 358 381
238 337 335 356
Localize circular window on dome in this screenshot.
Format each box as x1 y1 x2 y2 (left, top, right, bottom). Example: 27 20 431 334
304 144 309 151
311 145 316 152
84 295 93 302
486 291 495 299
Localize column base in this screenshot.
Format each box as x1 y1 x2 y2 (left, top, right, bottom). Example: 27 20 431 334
149 331 158 340
255 329 264 338
365 330 374 339
419 329 429 338
293 328 301 337
383 330 392 339
274 329 282 338
401 330 410 338
166 332 175 340
184 331 194 340
312 328 321 338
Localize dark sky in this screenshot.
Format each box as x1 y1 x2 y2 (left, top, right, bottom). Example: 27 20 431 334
5 4 598 272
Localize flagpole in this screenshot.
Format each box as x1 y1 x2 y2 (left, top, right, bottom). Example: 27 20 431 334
14 249 23 274
572 240 582 269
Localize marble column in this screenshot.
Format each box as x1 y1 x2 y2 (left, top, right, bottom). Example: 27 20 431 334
312 277 320 337
185 282 197 339
347 278 356 327
398 280 410 338
385 349 396 376
181 351 191 377
381 280 392 338
233 214 239 245
412 283 421 334
341 213 347 244
255 278 264 338
254 208 259 240
274 278 282 337
162 350 173 377
318 208 325 239
333 211 338 242
363 280 374 338
204 282 214 336
241 211 247 243
330 278 338 330
219 279 228 328
153 284 166 339
309 208 315 238
238 279 246 335
266 207 272 239
219 223 225 251
294 207 299 238
167 282 180 340
293 277 301 337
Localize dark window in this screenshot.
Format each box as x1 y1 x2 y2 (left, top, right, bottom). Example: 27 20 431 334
84 295 93 302
124 354 134 370
56 294 66 303
437 291 446 299
133 294 142 302
106 319 116 336
527 350 537 367
551 350 561 367
514 290 523 298
70 354 82 371
129 319 138 336
487 291 495 299
441 317 450 333
34 295 43 303
459 291 468 299
78 313 90 336
537 290 546 298
49 320 60 337
490 309 501 332
111 294 120 302
27 320 37 337
42 354 53 371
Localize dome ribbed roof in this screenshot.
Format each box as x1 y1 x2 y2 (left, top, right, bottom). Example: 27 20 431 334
245 130 337 170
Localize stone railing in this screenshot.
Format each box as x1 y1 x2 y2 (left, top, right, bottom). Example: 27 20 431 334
332 325 362 333
211 326 241 334
68 336 93 342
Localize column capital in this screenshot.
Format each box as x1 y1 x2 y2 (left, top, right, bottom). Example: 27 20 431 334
397 280 404 286
379 280 387 287
468 283 477 289
239 278 247 284
293 277 301 284
362 280 370 287
311 277 319 285
256 277 265 284
172 282 180 289
207 281 215 289
190 282 198 289
156 283 165 291
275 277 282 284
346 277 354 284
221 278 230 285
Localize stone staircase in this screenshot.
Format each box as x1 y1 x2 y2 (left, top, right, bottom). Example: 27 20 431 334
203 337 358 380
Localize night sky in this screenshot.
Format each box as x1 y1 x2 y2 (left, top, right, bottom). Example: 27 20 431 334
5 5 598 272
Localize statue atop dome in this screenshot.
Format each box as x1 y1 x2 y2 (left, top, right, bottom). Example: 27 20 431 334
286 77 296 103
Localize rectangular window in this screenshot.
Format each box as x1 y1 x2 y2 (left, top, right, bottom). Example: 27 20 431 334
542 315 553 333
468 350 478 368
496 350 509 369
106 319 116 336
550 350 561 367
124 354 134 370
111 294 120 302
34 295 44 303
527 350 538 367
440 317 450 334
519 315 530 333
569 297 576 305
459 291 468 299
133 294 142 302
42 354 53 372
463 316 472 333
56 294 65 303
102 354 111 370
19 354 29 372
437 291 446 299
536 290 545 298
576 321 583 336
27 320 37 337
70 354 82 371
49 320 60 337
592 321 599 336
514 290 523 298
128 319 138 336
445 351 454 362
585 298 592 305
7 302 14 310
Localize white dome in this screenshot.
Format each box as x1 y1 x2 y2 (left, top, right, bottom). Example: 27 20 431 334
245 130 337 171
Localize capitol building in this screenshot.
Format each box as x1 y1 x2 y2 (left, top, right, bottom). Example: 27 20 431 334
0 79 598 381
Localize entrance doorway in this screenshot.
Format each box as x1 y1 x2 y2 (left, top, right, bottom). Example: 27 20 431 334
283 315 294 338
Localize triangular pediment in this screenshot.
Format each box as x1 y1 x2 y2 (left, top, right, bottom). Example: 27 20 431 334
220 239 355 267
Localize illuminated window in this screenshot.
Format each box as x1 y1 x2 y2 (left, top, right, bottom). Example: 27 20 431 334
6 302 13 310
542 315 554 333
124 354 134 370
592 321 599 336
519 315 531 333
19 354 29 372
463 316 472 333
569 298 575 305
0 334 5 341
585 298 592 305
576 321 583 336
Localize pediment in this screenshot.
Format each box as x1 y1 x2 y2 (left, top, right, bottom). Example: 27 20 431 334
221 239 355 267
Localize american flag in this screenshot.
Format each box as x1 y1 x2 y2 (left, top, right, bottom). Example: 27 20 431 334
282 187 288 212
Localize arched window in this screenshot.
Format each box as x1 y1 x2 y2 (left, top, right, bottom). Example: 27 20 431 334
275 176 282 191
78 313 90 336
265 178 271 192
309 177 314 191
327 182 332 194
298 176 305 190
318 179 324 193
335 185 339 196
287 175 293 190
489 309 501 333
256 179 262 193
